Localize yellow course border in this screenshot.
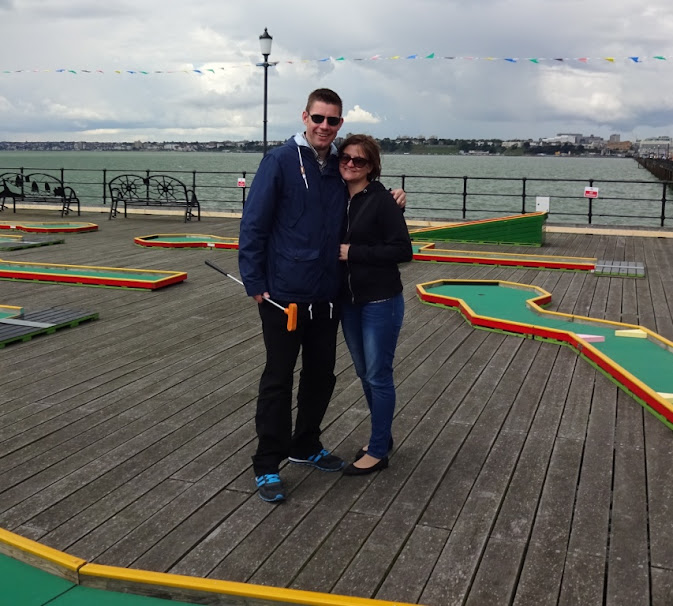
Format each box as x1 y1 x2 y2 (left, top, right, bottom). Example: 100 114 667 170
0 304 24 316
0 528 420 606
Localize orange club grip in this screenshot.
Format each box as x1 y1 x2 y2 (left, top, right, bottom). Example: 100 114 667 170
284 303 297 331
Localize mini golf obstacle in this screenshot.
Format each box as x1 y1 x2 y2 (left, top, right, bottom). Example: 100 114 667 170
0 234 65 250
132 231 645 279
417 279 673 429
0 259 187 289
0 221 98 233
408 212 548 246
0 304 98 348
0 528 415 606
133 233 646 278
135 234 239 249
413 242 646 277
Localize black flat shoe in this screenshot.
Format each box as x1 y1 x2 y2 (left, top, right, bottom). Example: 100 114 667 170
354 438 394 461
342 456 389 476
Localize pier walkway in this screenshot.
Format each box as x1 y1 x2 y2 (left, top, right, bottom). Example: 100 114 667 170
1 212 673 605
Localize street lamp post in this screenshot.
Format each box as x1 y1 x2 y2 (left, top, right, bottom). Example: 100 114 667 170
259 28 273 156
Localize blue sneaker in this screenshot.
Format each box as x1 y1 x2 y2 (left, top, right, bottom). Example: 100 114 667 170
288 449 345 471
255 474 286 503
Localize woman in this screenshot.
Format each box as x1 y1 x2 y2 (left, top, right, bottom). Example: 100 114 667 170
337 134 413 475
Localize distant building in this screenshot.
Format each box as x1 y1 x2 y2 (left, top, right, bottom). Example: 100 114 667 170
557 133 582 144
579 134 605 148
541 134 577 145
605 140 633 154
609 134 621 144
638 136 672 158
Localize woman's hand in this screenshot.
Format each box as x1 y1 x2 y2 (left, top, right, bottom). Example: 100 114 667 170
339 243 350 261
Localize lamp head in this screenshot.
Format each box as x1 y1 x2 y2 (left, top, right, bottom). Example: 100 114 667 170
259 28 273 57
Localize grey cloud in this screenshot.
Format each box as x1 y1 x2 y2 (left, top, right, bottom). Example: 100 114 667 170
2 0 672 142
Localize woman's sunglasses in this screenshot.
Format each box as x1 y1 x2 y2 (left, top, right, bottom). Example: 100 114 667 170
310 114 341 127
339 153 369 168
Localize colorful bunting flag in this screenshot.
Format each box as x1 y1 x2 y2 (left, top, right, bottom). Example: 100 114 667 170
2 54 670 76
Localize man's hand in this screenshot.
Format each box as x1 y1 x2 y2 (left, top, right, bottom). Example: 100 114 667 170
391 188 406 209
253 292 270 304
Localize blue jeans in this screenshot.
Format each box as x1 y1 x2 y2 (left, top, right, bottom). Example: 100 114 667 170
341 293 404 459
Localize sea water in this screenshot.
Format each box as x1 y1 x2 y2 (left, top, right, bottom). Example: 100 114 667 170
0 151 666 226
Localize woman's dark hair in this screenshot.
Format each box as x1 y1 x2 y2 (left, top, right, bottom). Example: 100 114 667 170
338 134 382 181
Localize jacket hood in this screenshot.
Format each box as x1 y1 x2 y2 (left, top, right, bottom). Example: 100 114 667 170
288 133 340 191
291 132 339 156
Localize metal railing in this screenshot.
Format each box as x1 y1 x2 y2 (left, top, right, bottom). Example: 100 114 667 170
1 165 672 227
384 173 673 227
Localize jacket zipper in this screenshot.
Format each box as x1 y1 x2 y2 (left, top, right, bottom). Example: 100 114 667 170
346 197 356 303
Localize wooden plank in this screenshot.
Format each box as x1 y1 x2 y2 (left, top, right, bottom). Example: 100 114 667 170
375 525 449 604
558 380 618 605
652 566 673 606
605 390 650 605
645 407 673 570
289 512 380 594
511 438 584 606
423 344 575 605
418 432 528 605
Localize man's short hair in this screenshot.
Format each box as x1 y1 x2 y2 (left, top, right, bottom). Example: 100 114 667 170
305 88 343 115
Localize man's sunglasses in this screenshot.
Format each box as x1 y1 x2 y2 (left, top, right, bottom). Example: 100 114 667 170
339 153 369 168
310 114 341 127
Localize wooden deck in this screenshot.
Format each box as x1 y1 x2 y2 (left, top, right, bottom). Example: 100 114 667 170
1 211 673 606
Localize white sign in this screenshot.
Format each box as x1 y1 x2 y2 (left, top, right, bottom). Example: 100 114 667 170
584 187 599 198
535 196 550 212
237 177 246 188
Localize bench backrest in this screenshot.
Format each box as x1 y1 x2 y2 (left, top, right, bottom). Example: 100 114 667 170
109 175 190 203
0 172 65 198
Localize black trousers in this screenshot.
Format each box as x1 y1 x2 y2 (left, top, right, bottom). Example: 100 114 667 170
252 299 340 476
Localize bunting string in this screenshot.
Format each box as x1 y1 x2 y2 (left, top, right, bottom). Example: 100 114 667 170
2 54 668 75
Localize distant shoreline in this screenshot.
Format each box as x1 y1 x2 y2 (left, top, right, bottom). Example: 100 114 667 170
0 149 631 159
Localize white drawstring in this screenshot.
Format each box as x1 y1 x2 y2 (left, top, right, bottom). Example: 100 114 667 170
298 147 309 189
304 302 333 320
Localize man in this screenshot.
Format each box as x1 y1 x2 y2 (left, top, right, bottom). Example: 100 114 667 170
239 88 404 502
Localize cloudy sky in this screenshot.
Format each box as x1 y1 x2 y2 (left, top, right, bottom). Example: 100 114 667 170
2 0 673 143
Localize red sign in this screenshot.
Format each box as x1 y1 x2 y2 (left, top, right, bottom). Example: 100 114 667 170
584 187 599 198
237 177 246 188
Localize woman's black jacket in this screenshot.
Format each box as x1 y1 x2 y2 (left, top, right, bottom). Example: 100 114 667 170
342 180 413 304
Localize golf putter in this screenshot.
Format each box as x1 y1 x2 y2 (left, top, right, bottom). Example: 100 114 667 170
205 259 297 331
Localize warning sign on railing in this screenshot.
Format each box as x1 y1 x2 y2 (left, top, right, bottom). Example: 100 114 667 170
584 187 599 198
237 177 246 187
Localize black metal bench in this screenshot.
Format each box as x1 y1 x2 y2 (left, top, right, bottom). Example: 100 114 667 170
108 174 200 222
0 173 80 216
